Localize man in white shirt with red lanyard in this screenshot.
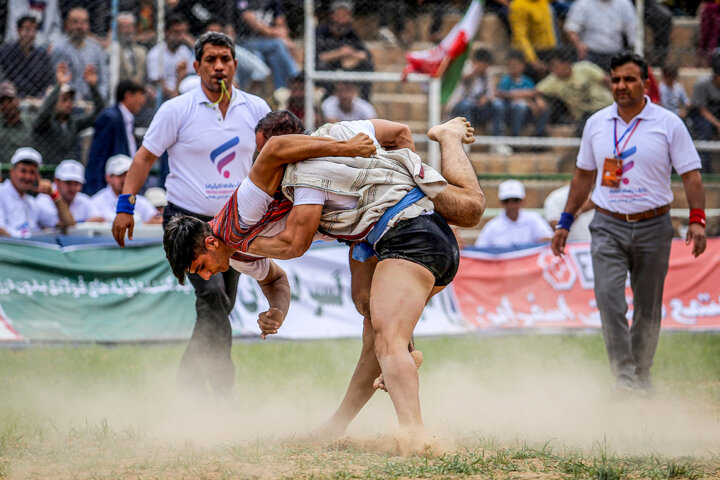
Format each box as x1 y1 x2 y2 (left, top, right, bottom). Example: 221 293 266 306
111 31 287 399
551 51 706 395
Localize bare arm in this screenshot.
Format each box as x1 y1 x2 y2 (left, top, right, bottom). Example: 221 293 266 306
256 260 291 339
566 31 587 59
250 134 375 195
551 167 595 256
698 107 720 131
370 119 416 151
681 169 707 258
247 204 323 259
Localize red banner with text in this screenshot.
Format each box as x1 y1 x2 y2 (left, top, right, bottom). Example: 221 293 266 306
453 238 720 331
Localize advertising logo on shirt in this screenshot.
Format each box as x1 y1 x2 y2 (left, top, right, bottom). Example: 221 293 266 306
210 136 240 179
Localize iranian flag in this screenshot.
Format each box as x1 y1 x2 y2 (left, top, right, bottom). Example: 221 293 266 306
403 0 484 104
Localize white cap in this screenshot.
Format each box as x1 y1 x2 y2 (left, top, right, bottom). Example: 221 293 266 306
105 154 133 176
11 147 42 166
498 179 525 201
54 159 86 183
144 187 167 208
179 75 201 95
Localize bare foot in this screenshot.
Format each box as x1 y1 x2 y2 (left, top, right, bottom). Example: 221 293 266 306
373 350 424 392
308 418 347 442
427 117 475 144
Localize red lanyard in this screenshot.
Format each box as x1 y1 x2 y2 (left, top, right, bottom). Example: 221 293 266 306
613 118 641 158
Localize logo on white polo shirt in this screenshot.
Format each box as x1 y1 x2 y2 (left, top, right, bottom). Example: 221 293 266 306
210 136 240 179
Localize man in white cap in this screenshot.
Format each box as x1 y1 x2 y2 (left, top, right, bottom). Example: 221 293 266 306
474 179 553 249
90 154 160 223
36 159 103 225
0 147 68 237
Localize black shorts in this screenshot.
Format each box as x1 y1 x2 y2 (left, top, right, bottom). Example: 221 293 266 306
374 212 460 286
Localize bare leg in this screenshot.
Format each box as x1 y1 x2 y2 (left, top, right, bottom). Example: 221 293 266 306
428 117 486 228
371 258 435 430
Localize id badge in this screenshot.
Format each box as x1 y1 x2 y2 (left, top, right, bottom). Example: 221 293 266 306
601 157 622 188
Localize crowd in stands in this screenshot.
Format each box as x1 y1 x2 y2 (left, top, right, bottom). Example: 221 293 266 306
0 0 717 241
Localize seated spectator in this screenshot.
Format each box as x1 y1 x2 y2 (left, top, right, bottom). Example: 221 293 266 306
36 159 103 224
32 62 105 165
316 1 374 100
564 0 637 72
275 71 323 123
234 0 300 90
0 82 33 163
447 48 505 151
659 63 690 118
698 0 720 67
474 179 553 249
146 13 195 100
508 0 556 81
321 82 376 122
176 0 233 37
5 0 63 48
90 154 160 223
495 51 549 137
688 51 720 173
85 80 146 195
537 47 613 136
543 184 594 242
51 7 109 100
0 147 63 237
0 15 53 99
203 17 271 91
641 0 672 68
143 187 167 216
117 12 148 86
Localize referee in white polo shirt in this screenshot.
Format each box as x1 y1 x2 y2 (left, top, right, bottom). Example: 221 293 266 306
111 32 280 397
552 51 706 394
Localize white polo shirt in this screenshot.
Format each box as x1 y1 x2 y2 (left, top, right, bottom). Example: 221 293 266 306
577 97 701 214
36 190 99 224
90 186 159 223
142 85 270 216
0 180 56 238
146 43 195 91
474 209 554 248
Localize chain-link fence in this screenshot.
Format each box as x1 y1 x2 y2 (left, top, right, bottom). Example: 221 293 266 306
0 0 717 176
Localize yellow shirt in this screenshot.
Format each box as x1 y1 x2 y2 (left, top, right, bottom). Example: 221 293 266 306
537 61 613 120
509 0 557 62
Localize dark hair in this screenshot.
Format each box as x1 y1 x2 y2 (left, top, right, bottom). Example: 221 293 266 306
165 13 187 30
662 62 679 79
255 110 305 138
163 214 213 285
472 48 493 64
289 71 305 84
16 15 37 30
507 50 526 64
194 31 235 62
116 79 145 104
610 51 649 80
203 16 225 30
549 46 575 64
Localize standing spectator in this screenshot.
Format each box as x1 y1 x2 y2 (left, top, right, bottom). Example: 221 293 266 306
91 154 159 223
5 0 62 48
32 61 105 165
448 48 505 151
537 47 613 136
508 0 557 81
0 82 33 163
564 0 637 72
146 13 194 100
640 0 672 68
316 1 374 100
235 0 299 90
688 53 720 173
84 80 146 195
659 63 689 118
0 147 64 237
0 15 53 99
51 7 109 100
552 52 706 394
111 32 273 397
36 159 103 224
321 82 376 122
474 179 553 249
698 0 720 66
495 51 549 137
117 11 148 86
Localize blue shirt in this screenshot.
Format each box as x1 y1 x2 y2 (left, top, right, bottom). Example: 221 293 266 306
498 74 535 92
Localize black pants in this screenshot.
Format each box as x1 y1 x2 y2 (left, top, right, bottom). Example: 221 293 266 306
164 203 241 396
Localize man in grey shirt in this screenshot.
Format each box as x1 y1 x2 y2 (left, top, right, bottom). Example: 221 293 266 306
50 7 108 100
688 52 720 172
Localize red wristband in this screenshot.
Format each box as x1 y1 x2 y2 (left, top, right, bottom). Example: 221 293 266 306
51 190 60 201
689 208 706 227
